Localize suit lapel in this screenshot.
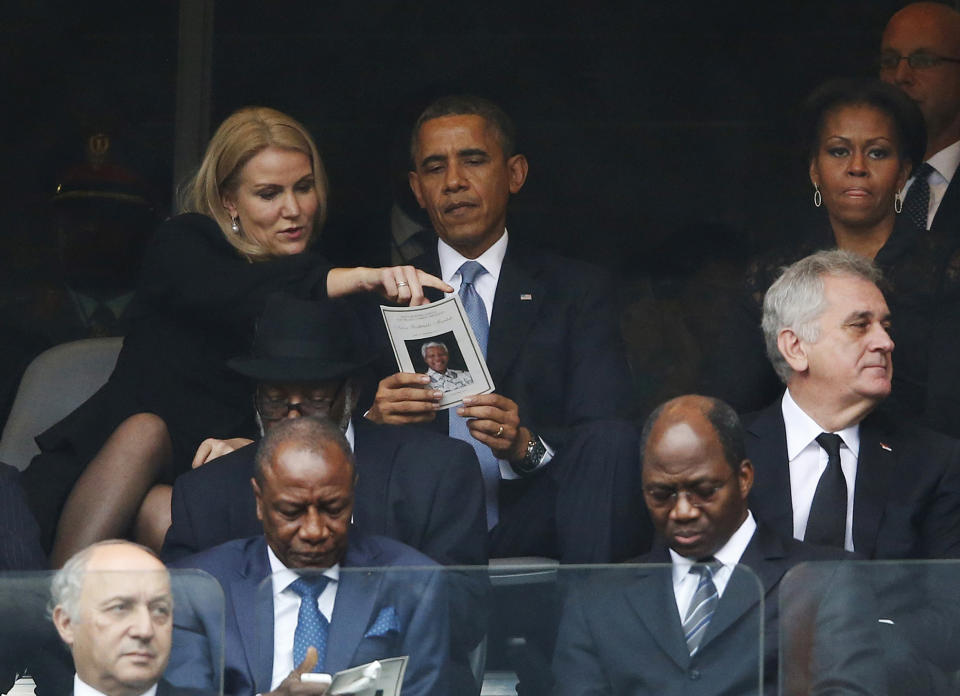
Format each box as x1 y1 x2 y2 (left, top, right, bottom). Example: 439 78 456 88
487 248 543 385
746 403 794 540
234 539 274 693
626 548 690 669
852 413 896 557
325 537 384 672
699 525 780 656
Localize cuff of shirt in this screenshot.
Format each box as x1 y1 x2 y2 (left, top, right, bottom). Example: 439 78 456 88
499 437 554 479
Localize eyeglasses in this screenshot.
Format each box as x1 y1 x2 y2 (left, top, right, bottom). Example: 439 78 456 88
256 383 344 421
643 474 734 509
879 51 960 71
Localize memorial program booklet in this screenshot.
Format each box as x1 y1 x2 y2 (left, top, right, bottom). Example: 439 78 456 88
380 295 494 409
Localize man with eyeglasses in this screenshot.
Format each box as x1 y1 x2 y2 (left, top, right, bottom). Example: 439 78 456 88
161 292 487 694
552 394 882 695
881 2 960 235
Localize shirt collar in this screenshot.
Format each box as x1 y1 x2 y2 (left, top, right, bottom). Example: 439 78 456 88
437 228 509 285
267 544 340 598
74 675 158 696
781 389 860 460
927 139 960 185
669 511 757 580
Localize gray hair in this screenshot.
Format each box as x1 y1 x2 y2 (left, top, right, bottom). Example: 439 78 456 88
48 540 161 621
761 249 882 383
421 341 448 359
254 416 355 487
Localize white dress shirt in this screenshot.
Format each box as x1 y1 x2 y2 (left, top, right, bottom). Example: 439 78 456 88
669 512 757 619
436 230 554 477
781 390 859 552
74 674 157 696
267 546 341 689
900 139 960 229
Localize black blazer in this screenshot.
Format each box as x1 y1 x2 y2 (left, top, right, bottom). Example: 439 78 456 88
383 240 632 452
744 400 960 560
552 522 882 696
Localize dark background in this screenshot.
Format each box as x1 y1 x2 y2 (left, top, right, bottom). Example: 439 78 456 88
0 0 920 418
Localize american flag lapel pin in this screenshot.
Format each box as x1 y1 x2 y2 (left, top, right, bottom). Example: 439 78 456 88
520 293 533 301
880 442 893 452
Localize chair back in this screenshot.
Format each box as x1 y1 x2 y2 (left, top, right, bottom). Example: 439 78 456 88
0 337 122 470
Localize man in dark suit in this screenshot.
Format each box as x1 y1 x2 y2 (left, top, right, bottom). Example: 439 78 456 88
881 3 960 240
552 395 883 696
366 94 648 563
166 417 450 696
161 293 485 693
49 539 212 696
746 249 960 559
748 249 960 692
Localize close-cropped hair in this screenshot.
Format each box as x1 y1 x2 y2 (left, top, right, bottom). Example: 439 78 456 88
180 106 329 261
640 396 746 473
48 539 162 621
801 77 926 171
410 94 518 166
421 341 448 358
762 249 883 384
254 416 355 486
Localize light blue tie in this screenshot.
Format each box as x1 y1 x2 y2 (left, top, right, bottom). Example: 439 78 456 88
682 560 720 656
289 576 330 672
449 260 499 529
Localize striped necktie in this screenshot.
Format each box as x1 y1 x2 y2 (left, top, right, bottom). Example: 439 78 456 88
682 559 720 656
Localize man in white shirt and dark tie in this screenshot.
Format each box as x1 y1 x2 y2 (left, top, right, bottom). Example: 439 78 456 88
552 394 879 695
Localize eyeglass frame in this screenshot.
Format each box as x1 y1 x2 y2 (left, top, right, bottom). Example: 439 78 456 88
642 472 736 509
255 381 346 421
879 51 960 71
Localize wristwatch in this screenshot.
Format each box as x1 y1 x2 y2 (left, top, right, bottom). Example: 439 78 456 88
513 434 547 475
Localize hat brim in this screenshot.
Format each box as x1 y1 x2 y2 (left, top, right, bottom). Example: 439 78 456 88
227 352 378 383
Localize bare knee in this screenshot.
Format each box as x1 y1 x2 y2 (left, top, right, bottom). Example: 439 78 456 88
135 484 172 553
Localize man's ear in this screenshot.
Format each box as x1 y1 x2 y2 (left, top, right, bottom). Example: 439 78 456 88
507 154 529 194
738 458 754 498
777 328 809 374
252 478 264 522
408 171 427 209
52 606 75 648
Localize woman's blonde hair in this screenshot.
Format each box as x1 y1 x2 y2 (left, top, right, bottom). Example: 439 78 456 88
180 106 329 260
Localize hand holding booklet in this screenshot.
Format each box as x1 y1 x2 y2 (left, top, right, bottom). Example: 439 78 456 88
300 656 407 695
381 295 494 409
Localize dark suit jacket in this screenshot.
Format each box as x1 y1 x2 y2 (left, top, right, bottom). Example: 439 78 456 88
552 523 883 696
0 463 45 571
392 240 632 452
744 400 960 559
166 534 450 696
162 418 487 567
161 418 486 693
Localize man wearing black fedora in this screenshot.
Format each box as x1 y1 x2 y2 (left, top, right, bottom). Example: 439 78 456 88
161 292 487 692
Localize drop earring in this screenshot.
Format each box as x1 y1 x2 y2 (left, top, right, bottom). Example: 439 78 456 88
895 192 903 214
813 184 822 208
231 216 241 233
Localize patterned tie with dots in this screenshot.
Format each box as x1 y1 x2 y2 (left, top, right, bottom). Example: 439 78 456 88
289 576 330 672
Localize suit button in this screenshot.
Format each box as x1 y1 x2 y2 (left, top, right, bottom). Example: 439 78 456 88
689 670 701 680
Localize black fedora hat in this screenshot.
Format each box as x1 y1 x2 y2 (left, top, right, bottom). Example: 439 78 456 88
228 293 378 382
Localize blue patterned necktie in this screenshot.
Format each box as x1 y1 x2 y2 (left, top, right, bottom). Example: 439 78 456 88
902 162 934 231
682 559 720 656
449 260 499 529
289 576 330 672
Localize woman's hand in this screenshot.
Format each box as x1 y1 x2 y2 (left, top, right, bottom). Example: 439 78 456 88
326 266 452 306
191 437 254 468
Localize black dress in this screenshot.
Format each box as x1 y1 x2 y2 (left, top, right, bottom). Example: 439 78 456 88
21 213 332 547
702 213 960 434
